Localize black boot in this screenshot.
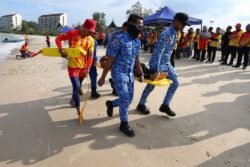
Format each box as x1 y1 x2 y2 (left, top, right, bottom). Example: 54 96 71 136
159 104 176 117
106 101 113 117
232 64 240 68
120 122 135 137
91 88 101 99
136 104 150 115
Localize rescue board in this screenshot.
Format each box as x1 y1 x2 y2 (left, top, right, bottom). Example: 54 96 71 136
40 48 87 58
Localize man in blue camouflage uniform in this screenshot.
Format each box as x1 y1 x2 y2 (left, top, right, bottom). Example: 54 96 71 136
98 14 144 137
137 13 191 117
106 22 128 96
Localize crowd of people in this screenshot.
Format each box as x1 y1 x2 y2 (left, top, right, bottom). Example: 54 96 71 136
187 23 250 70
96 23 250 71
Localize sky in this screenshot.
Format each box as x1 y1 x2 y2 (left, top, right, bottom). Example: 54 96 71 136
0 0 250 30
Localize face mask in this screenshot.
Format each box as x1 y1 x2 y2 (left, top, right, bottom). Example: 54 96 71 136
127 24 142 39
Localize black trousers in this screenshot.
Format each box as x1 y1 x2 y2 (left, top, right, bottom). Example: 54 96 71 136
223 46 238 64
221 44 229 61
46 41 50 48
207 46 217 62
236 47 250 67
193 42 198 59
170 49 176 68
197 49 206 61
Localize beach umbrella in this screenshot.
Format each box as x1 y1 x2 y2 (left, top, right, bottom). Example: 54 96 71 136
144 6 202 26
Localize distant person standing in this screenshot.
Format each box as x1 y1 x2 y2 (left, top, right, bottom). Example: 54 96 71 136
196 26 211 62
186 27 195 58
233 24 250 70
24 35 29 44
220 26 232 62
46 35 50 48
192 28 200 59
206 27 221 63
170 31 181 67
206 27 214 61
221 23 243 65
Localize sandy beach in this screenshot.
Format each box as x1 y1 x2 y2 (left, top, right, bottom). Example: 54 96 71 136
0 36 250 167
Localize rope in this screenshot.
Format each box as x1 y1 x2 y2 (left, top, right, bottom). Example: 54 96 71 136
79 72 90 126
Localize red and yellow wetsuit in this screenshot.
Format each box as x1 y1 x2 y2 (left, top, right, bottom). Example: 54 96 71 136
210 33 221 48
229 30 243 47
55 29 94 78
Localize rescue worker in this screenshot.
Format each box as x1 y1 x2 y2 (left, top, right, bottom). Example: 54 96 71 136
136 13 191 117
206 27 221 63
192 28 200 59
196 26 211 62
220 26 232 62
106 22 128 96
221 23 243 65
55 19 96 118
98 14 144 137
233 24 250 70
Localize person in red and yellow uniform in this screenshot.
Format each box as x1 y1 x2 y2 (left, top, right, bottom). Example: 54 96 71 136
98 32 105 46
234 24 250 69
206 27 221 63
139 31 144 49
222 23 243 65
176 30 187 59
55 19 96 118
192 28 200 59
170 31 181 67
197 26 212 61
20 42 30 58
186 27 195 58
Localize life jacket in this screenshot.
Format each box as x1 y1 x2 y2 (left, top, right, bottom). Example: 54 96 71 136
20 45 28 52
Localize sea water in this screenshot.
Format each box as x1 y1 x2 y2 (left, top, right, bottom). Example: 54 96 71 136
0 33 24 61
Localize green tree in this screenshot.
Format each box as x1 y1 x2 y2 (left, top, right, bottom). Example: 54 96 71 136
20 20 29 34
126 1 153 18
74 22 82 30
92 12 107 32
27 21 39 33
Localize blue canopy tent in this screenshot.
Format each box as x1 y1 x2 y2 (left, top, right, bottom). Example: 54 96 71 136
144 6 202 26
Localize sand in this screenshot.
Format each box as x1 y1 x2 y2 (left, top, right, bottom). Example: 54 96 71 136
0 35 250 167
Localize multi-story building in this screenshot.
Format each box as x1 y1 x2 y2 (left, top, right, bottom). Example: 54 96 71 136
0 14 22 31
38 13 67 32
